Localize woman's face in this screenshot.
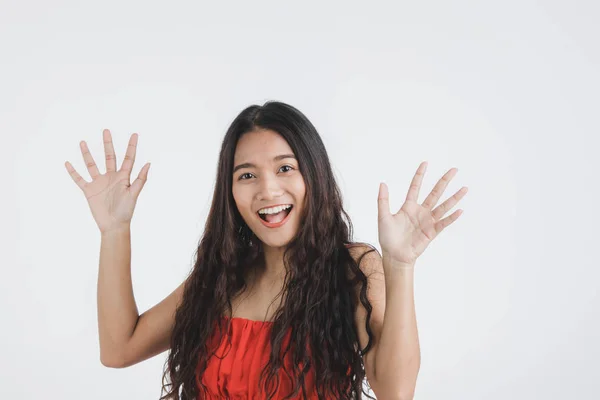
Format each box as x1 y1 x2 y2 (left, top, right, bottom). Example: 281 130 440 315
232 129 306 248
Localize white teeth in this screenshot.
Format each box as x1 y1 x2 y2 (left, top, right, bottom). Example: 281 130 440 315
258 204 292 215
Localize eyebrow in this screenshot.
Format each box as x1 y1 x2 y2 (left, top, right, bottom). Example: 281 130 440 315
233 154 296 174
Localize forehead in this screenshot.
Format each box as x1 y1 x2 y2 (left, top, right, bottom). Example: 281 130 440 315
234 129 294 163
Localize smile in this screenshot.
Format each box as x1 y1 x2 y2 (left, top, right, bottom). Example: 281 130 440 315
257 205 293 228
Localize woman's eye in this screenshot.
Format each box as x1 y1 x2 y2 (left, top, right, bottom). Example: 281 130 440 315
238 166 293 181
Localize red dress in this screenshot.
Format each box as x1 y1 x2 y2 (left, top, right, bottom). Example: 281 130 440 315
196 316 325 399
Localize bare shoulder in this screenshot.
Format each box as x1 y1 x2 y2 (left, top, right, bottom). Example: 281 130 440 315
344 242 385 303
345 242 383 276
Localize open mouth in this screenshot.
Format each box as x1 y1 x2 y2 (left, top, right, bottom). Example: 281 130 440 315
257 205 293 227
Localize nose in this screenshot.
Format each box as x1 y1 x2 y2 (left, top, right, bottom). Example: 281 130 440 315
256 174 284 201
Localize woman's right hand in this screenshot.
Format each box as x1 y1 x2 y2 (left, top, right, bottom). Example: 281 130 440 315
65 129 151 234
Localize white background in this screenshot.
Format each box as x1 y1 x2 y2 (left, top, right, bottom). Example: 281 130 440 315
1 0 599 399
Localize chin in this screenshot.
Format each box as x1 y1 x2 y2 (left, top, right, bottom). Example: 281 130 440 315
256 234 294 249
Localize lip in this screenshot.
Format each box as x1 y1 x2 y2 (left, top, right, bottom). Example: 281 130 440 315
255 203 293 214
257 205 293 228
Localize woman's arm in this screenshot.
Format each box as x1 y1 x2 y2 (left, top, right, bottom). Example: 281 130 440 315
97 225 185 368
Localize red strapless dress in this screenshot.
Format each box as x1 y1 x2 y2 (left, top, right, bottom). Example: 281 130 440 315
196 316 330 399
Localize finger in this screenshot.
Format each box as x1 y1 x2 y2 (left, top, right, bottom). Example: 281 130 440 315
431 186 468 220
434 208 463 234
378 182 391 219
103 129 118 172
121 133 138 175
79 141 101 179
405 161 428 203
130 162 150 198
65 161 88 190
422 167 458 210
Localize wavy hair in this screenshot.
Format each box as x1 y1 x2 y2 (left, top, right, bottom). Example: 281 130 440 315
160 101 378 399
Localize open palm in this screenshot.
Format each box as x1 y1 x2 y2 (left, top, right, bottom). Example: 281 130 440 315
378 162 468 265
65 129 151 233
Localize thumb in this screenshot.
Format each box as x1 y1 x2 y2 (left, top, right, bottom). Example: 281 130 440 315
377 182 390 219
130 162 150 198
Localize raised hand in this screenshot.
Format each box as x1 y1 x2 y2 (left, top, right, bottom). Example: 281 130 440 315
377 161 468 266
65 129 151 234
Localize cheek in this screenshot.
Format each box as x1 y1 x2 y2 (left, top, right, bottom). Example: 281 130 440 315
231 186 240 206
232 186 250 212
294 178 307 205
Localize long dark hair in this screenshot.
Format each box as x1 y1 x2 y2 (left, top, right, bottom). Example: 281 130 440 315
160 101 378 399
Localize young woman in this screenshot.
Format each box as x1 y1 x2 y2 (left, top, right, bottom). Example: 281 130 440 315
65 101 467 399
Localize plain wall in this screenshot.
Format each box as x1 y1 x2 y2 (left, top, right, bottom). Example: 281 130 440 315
1 0 598 398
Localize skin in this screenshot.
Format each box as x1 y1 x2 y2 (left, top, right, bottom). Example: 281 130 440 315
231 128 306 285
227 130 385 381
67 129 466 400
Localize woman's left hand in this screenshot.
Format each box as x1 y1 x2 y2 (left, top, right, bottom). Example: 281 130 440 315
377 161 468 266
